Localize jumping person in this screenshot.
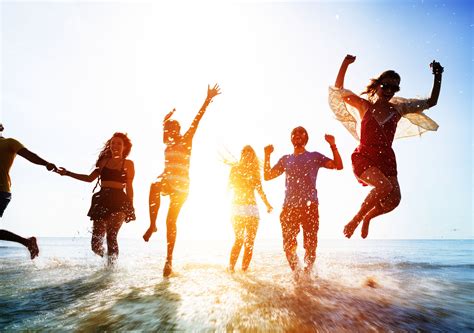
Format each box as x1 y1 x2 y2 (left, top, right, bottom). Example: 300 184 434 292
143 84 221 277
330 54 443 239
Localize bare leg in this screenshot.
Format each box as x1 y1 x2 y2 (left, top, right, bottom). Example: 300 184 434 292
303 203 319 273
106 212 125 265
361 176 401 239
163 196 186 277
91 220 106 257
242 217 259 272
229 216 245 272
0 230 39 259
144 181 162 242
344 167 394 238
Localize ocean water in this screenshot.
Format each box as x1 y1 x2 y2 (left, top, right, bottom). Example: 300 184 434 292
0 237 472 331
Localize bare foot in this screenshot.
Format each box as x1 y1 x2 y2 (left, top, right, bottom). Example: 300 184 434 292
343 218 361 238
27 237 39 259
143 226 157 242
163 261 172 277
361 218 371 239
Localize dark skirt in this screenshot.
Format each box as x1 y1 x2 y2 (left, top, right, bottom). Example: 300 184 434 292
352 144 398 186
87 188 135 223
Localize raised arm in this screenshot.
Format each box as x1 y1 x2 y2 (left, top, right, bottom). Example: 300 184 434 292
335 54 356 89
17 148 56 171
263 145 284 181
335 54 369 117
427 60 443 108
322 135 343 170
183 83 221 141
163 108 176 124
57 166 100 183
125 160 135 202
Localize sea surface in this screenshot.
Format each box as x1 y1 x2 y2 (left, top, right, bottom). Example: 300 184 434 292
0 238 473 331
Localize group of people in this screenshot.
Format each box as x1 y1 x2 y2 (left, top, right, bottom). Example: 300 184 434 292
0 55 443 278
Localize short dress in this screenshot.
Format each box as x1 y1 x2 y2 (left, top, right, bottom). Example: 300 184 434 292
328 87 438 184
87 162 135 223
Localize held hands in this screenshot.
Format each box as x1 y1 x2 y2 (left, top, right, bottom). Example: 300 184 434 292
343 54 356 65
207 83 221 100
264 145 274 156
324 134 336 146
56 167 69 176
430 60 444 75
46 163 57 172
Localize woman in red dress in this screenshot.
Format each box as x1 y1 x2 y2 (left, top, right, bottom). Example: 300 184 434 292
330 55 443 239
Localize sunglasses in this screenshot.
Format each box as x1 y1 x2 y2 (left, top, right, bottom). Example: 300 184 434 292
380 83 400 92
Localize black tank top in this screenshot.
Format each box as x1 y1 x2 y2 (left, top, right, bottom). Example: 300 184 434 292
100 159 127 184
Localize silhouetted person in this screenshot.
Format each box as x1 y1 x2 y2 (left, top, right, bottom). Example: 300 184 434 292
264 128 343 276
330 54 443 239
57 132 135 265
0 123 56 259
228 145 272 272
143 84 221 277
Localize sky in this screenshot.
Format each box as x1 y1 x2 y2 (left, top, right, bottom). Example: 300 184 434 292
0 0 472 242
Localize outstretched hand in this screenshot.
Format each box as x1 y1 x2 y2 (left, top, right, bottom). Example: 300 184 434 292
344 54 356 65
430 60 444 75
264 145 274 156
207 83 221 100
324 134 336 146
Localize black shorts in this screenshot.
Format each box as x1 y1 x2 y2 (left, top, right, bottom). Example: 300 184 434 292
0 192 12 218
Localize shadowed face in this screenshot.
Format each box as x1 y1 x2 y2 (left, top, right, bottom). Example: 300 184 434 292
163 120 181 144
110 136 124 158
291 127 308 148
376 77 400 102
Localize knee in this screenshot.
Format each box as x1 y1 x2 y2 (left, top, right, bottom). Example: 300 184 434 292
150 182 162 196
234 237 244 247
385 192 401 211
376 181 394 196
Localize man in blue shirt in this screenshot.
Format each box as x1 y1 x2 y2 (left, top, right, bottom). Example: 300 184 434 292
264 126 343 275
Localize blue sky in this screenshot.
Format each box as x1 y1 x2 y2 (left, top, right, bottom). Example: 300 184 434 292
0 0 472 240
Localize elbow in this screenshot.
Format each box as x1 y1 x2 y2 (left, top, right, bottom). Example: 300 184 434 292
427 99 437 108
263 174 270 181
337 164 344 170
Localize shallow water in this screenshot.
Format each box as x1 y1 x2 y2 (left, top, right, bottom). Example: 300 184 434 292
1 238 473 331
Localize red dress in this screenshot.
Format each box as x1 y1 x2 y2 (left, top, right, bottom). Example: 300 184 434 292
351 108 401 185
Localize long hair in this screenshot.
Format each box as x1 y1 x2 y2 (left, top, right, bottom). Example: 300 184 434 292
361 70 401 102
229 145 261 189
96 132 132 167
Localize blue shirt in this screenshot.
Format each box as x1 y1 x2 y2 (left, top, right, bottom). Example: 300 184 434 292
274 151 330 207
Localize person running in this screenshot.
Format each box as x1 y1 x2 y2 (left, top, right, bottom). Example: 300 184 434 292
329 54 443 239
143 84 221 277
0 123 57 259
264 128 343 275
57 132 135 265
228 145 273 272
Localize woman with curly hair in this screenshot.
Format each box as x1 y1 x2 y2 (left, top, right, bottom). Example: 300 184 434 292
329 55 443 239
58 132 135 264
228 145 272 272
